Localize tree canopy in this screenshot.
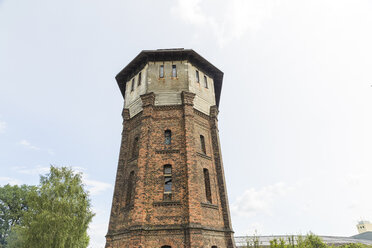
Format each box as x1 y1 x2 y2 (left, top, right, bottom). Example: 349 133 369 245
0 184 34 246
4 166 94 248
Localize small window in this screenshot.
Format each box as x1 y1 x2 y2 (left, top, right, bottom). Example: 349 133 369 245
126 171 135 206
172 65 177 77
159 65 164 78
164 165 172 196
132 137 139 158
161 246 171 248
138 72 142 86
203 75 208 88
196 70 200 83
204 168 212 203
165 130 171 145
200 135 206 154
131 78 135 92
212 246 217 248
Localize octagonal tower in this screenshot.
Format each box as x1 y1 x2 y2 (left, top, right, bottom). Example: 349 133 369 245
105 49 235 248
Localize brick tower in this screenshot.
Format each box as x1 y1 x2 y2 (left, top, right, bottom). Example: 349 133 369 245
105 49 235 248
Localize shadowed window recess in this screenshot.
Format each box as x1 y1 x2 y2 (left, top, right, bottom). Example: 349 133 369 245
204 168 212 203
138 72 142 86
126 171 135 206
196 70 200 83
204 75 208 88
200 135 206 154
164 130 172 145
131 78 135 91
132 137 139 158
163 164 172 200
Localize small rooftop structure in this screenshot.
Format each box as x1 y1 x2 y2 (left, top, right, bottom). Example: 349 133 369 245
357 220 372 234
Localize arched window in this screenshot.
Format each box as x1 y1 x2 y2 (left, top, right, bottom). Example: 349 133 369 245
126 171 135 206
212 246 217 248
132 137 139 158
164 164 172 200
164 130 171 145
200 135 206 154
203 168 212 203
161 246 171 248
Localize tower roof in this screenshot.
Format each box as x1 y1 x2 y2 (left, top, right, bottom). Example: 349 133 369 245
116 49 224 107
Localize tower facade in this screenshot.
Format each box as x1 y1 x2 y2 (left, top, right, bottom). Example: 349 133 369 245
105 49 235 248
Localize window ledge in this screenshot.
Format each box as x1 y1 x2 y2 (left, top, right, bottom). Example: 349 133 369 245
153 201 181 207
197 152 212 160
201 202 218 210
128 156 138 163
156 149 180 154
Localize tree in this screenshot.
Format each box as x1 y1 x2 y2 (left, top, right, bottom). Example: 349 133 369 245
0 184 33 246
19 166 94 248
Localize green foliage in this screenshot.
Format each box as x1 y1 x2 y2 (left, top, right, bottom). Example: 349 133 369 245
7 166 94 248
6 226 25 248
0 184 34 246
242 233 372 248
297 233 327 248
245 232 262 248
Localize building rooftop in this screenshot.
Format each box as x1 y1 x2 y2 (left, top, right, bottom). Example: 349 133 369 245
115 49 224 107
235 235 372 247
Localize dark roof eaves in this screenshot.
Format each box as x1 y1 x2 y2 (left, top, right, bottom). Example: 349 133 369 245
115 49 223 107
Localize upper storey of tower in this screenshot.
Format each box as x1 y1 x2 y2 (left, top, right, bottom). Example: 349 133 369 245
116 49 223 117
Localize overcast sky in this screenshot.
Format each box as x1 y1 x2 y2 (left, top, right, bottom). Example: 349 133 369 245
1 0 372 247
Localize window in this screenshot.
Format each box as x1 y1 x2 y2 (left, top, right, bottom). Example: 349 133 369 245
165 130 171 145
203 169 212 203
132 137 139 158
196 70 200 83
164 165 172 200
161 246 171 248
200 135 206 154
138 72 142 86
131 78 135 92
126 171 135 206
212 246 218 248
203 75 208 88
159 65 164 78
172 65 177 77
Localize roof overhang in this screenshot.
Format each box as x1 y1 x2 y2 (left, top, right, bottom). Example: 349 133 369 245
115 49 224 107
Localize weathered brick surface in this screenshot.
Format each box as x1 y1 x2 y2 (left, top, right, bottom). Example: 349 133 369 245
105 91 235 248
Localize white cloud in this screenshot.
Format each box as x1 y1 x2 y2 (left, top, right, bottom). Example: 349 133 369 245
13 165 112 196
171 0 275 46
231 182 293 217
83 177 112 196
88 218 108 248
13 165 50 175
0 177 22 185
19 139 40 150
0 120 6 133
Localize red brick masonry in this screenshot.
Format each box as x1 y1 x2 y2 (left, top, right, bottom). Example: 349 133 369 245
105 92 235 248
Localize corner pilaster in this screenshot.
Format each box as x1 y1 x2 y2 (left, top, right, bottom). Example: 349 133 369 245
209 105 236 248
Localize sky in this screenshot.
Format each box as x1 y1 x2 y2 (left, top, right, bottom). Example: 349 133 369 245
1 0 372 247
